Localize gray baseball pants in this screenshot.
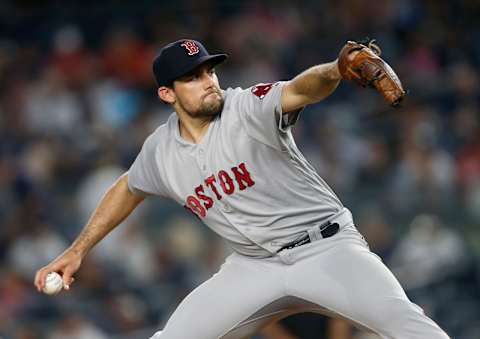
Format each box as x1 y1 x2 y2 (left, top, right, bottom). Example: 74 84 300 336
150 223 450 339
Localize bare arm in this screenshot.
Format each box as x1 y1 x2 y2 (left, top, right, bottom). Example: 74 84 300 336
281 60 341 113
70 173 144 256
260 322 299 339
327 318 352 339
34 173 145 291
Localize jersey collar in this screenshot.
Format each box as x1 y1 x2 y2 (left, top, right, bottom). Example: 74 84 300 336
171 113 217 149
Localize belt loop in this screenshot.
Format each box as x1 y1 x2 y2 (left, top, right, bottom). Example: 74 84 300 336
307 225 322 241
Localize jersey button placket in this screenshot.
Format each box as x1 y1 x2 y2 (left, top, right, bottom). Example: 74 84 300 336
222 203 233 213
198 148 207 173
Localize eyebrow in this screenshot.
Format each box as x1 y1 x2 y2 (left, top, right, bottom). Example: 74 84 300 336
180 64 216 79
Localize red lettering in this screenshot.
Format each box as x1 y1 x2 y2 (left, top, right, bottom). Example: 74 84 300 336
181 40 200 56
218 170 235 195
195 184 214 209
185 163 255 212
205 175 222 200
185 195 206 218
232 162 255 190
251 83 274 99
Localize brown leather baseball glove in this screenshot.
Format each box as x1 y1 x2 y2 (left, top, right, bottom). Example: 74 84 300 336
338 39 405 107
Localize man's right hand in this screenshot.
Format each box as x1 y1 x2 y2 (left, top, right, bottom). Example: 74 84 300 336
33 174 144 294
34 248 83 293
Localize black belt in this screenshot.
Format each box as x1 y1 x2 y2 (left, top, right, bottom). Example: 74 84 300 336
276 221 340 253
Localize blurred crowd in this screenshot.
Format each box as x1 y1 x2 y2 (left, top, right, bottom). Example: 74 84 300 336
1 1 479 338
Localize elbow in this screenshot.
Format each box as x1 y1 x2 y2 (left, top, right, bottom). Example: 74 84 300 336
116 172 145 202
118 172 131 192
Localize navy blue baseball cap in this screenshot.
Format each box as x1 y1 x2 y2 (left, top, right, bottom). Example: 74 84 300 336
152 39 228 86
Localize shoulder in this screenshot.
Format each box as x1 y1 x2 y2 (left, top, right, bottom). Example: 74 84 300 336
222 86 244 102
220 82 285 120
142 113 175 151
225 82 285 101
250 82 283 99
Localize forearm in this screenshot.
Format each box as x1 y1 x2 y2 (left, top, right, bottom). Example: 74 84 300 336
70 173 145 257
288 60 341 104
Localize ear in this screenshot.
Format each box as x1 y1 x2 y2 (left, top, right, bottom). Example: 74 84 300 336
158 86 175 104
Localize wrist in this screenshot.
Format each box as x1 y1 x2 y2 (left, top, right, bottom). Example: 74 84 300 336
331 59 341 80
68 244 88 259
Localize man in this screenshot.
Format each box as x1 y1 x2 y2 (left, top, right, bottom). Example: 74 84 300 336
35 39 450 339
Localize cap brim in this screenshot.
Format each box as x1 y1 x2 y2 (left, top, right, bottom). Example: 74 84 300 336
172 53 228 82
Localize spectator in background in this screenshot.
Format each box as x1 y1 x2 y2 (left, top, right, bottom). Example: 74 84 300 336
388 214 468 290
49 314 107 339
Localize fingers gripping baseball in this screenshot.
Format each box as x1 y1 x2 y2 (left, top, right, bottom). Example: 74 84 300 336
338 39 405 106
34 250 82 293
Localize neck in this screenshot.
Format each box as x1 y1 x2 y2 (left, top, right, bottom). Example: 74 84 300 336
176 111 214 144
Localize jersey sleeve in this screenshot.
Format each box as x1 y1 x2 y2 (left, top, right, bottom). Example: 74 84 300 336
127 134 167 197
237 81 301 150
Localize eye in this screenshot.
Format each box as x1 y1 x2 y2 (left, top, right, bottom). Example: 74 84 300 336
208 68 215 76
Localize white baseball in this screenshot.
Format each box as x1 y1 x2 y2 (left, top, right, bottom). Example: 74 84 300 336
42 272 63 295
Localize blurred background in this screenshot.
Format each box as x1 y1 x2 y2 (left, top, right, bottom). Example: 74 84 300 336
1 0 479 338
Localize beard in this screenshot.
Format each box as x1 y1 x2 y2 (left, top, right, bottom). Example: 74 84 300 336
178 92 224 119
195 94 224 117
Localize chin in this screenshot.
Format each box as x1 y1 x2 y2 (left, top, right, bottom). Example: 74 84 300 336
197 97 224 117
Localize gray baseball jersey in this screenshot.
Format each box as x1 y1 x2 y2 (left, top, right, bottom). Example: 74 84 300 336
128 81 449 339
127 81 343 257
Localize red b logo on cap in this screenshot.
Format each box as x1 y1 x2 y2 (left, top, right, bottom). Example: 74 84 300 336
181 40 200 56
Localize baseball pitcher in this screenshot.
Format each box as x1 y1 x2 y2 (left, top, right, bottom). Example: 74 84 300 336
35 39 450 339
